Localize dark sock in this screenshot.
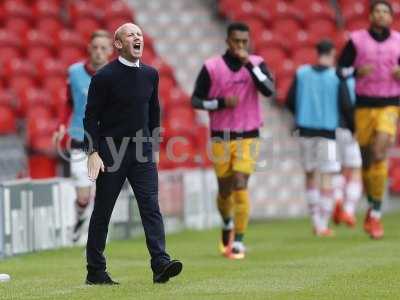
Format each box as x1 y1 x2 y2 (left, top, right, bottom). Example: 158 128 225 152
367 195 374 206
222 218 232 246
234 233 244 242
371 199 382 212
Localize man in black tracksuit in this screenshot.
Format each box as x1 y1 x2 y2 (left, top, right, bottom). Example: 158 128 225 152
83 23 182 285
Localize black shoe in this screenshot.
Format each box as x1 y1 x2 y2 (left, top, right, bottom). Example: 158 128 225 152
153 260 183 284
85 272 120 285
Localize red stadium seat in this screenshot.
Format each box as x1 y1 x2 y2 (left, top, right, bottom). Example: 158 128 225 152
28 155 57 179
7 76 37 99
272 18 302 42
307 18 336 39
253 30 288 51
0 89 16 109
57 46 85 66
346 17 370 31
0 30 22 48
292 46 317 67
0 105 17 134
37 58 67 81
269 1 303 21
164 107 195 136
4 58 36 79
24 29 55 50
26 46 53 66
5 17 30 36
163 134 198 169
259 47 288 71
32 0 60 19
18 87 54 116
298 0 336 21
36 17 63 39
104 1 134 20
106 16 134 34
69 1 103 21
42 77 67 97
159 76 177 106
73 17 103 40
288 30 315 49
0 46 22 65
276 76 293 104
57 29 86 50
3 0 32 19
341 1 368 21
274 59 296 80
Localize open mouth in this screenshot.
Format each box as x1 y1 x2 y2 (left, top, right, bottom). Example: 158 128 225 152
133 43 141 50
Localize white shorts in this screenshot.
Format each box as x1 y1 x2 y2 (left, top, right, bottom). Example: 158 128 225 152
336 128 362 169
299 137 341 173
70 149 92 188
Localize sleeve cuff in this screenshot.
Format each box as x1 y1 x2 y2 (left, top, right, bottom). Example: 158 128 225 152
217 98 226 109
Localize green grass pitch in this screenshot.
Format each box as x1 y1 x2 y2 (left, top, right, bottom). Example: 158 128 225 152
0 212 399 300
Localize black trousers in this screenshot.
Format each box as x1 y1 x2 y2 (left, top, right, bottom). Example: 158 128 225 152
86 140 170 274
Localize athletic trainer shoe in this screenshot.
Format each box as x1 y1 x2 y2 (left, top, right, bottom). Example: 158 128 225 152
332 200 343 225
339 211 356 228
85 272 119 285
363 208 372 233
314 228 335 237
367 217 384 240
153 260 183 284
219 229 233 256
227 241 246 260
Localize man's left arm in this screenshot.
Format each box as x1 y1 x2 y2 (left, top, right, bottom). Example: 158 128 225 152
245 61 275 97
338 80 355 133
149 71 161 152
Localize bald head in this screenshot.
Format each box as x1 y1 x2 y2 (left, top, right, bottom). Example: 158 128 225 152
114 23 141 43
113 23 144 62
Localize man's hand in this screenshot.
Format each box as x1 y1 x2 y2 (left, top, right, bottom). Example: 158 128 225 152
234 49 249 64
224 96 239 108
88 152 105 181
356 65 374 78
393 66 400 80
52 124 66 146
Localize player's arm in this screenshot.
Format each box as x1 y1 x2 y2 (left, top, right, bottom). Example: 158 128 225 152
149 71 161 152
285 76 297 115
53 81 73 145
83 74 106 154
338 80 355 133
191 66 228 110
245 61 275 97
337 40 359 79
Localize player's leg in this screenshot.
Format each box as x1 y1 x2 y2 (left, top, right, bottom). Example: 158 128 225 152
299 137 324 234
362 106 398 239
332 128 346 225
211 139 234 255
70 149 94 242
337 129 363 227
217 176 234 254
127 160 181 283
86 142 128 283
316 138 341 236
228 138 259 258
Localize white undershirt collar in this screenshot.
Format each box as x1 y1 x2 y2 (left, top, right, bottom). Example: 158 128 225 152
118 56 140 67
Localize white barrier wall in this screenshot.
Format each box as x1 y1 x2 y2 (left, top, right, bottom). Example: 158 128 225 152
0 168 309 259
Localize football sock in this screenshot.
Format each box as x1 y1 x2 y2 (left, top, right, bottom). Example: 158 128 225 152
306 188 321 230
217 194 234 221
233 189 250 237
343 180 362 215
319 188 334 231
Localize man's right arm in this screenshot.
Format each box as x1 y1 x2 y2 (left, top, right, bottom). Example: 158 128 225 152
337 40 358 78
191 66 228 110
285 76 297 115
83 74 107 153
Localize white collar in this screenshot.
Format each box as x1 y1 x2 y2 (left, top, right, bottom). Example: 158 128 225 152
118 56 140 67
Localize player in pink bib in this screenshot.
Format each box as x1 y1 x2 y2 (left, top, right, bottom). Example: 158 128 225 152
191 22 274 259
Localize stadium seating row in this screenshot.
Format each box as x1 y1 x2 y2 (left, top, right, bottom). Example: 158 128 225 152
0 0 209 178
